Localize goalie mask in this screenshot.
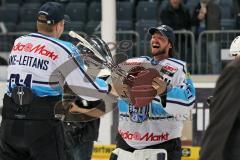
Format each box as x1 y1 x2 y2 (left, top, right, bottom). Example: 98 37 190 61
230 36 240 57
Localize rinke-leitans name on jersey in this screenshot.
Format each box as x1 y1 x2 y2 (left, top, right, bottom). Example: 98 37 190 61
9 55 49 70
8 42 59 71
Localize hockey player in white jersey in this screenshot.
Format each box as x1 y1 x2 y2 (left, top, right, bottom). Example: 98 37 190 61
0 2 109 160
110 25 195 160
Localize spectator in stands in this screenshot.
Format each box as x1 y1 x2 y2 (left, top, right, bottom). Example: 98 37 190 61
192 0 221 38
192 0 221 74
200 36 240 160
231 0 240 28
160 0 192 67
160 0 191 30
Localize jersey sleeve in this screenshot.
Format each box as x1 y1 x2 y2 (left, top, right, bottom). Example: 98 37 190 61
57 43 109 100
165 64 196 117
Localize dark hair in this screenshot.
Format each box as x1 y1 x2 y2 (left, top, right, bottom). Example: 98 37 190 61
168 47 175 58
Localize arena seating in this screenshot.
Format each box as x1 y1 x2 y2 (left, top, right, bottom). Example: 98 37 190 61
0 0 237 34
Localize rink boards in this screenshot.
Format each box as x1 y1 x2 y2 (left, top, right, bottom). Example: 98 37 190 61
92 144 201 160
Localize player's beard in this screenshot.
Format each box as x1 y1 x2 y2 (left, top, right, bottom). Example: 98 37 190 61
151 46 167 56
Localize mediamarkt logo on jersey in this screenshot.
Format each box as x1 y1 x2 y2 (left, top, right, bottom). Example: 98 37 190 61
119 130 169 141
12 42 58 60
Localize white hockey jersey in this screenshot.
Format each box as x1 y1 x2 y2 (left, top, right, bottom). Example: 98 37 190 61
6 33 108 99
117 56 195 149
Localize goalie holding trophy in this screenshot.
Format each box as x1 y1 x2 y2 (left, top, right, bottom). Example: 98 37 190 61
62 25 195 160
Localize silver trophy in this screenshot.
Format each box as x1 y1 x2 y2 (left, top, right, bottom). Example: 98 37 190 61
69 31 127 78
69 31 167 107
68 31 162 83
54 31 128 122
54 31 166 122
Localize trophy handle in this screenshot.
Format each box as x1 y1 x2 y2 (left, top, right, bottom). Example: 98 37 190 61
69 31 105 62
69 31 127 78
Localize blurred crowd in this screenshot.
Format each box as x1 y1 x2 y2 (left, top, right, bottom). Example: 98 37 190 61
0 0 240 74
